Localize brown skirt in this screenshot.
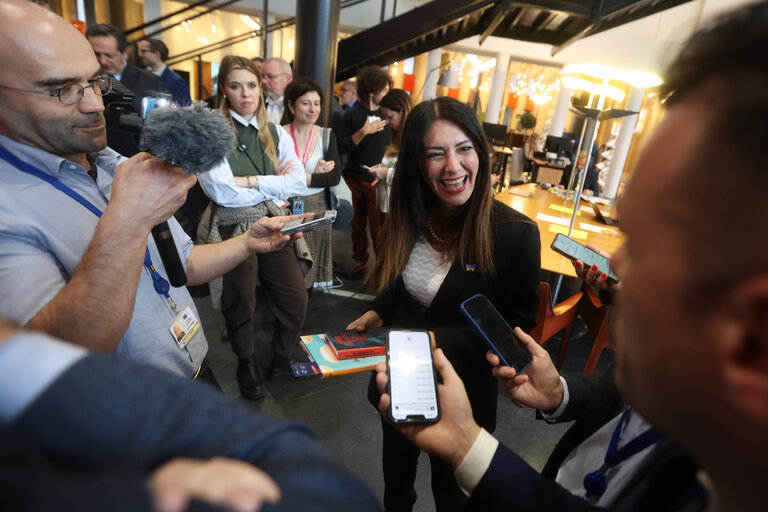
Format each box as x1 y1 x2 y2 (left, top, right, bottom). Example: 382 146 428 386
295 190 333 288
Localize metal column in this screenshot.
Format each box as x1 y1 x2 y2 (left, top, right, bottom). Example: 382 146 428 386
295 0 341 127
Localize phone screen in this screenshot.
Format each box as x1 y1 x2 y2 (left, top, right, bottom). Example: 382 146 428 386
387 330 440 423
460 294 532 372
551 234 618 282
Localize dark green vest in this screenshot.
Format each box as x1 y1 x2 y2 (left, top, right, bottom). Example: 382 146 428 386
227 122 280 177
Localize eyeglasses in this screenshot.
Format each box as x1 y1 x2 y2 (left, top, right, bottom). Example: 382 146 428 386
340 88 354 93
263 73 288 81
0 74 113 105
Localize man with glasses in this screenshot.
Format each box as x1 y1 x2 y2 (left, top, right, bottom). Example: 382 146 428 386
0 0 304 381
261 57 293 124
339 80 357 111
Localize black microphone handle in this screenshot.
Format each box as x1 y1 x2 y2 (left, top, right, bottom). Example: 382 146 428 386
151 222 187 287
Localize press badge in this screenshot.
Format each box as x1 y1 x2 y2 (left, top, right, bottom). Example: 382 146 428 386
169 306 201 349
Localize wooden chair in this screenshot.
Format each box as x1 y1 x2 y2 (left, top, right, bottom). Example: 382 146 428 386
579 285 613 373
530 282 582 371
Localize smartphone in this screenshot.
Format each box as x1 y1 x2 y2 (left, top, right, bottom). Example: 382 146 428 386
386 330 440 424
550 233 618 283
360 164 371 171
280 210 337 236
459 294 533 373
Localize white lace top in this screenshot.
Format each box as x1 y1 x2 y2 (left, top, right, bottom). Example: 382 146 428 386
402 234 451 307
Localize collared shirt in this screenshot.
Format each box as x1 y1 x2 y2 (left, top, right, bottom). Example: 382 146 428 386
266 96 285 125
0 331 87 423
151 64 167 77
197 111 306 207
456 379 656 507
0 135 207 378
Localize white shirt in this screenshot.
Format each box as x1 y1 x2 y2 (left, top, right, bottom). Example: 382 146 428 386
197 111 306 207
151 64 167 77
266 96 285 125
402 234 451 307
0 332 87 423
456 380 657 507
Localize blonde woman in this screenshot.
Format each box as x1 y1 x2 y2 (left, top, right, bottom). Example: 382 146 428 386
197 56 308 400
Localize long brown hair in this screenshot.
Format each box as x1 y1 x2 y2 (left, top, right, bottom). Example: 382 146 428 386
367 97 494 295
217 55 278 171
379 88 412 158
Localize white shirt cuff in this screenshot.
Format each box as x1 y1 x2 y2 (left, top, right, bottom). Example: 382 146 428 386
540 376 570 422
454 428 499 496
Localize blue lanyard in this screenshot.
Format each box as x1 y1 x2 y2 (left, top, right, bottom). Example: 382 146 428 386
0 144 173 300
583 406 662 499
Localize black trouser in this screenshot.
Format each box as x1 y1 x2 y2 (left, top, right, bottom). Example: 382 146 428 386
220 231 307 359
381 418 468 512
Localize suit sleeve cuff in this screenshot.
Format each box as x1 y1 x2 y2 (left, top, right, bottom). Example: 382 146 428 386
454 428 499 496
540 376 569 422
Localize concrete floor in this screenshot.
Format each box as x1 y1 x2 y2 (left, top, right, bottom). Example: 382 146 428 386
193 224 612 512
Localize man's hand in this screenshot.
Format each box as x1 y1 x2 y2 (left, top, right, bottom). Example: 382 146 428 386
345 310 383 331
572 244 618 292
243 214 311 254
376 348 481 470
359 118 387 137
487 327 564 411
109 153 197 232
149 457 281 512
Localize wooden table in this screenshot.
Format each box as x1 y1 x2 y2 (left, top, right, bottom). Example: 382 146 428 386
497 184 625 277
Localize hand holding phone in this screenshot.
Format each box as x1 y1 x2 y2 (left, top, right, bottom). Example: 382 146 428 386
550 233 618 283
387 330 440 424
460 294 532 373
280 210 337 236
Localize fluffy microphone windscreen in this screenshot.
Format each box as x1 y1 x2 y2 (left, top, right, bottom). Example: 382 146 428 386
142 102 235 174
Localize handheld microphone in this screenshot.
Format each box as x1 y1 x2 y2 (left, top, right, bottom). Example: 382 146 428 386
120 102 235 287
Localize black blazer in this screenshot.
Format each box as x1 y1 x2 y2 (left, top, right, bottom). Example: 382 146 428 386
119 63 163 97
369 200 541 430
466 369 706 511
1 352 382 511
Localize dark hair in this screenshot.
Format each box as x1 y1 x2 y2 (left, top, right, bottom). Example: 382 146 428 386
379 88 413 155
660 2 768 299
367 97 494 294
282 77 324 124
356 66 393 106
85 23 128 52
146 38 169 62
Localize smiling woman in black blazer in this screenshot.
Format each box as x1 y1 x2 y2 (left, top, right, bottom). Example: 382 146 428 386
347 97 540 512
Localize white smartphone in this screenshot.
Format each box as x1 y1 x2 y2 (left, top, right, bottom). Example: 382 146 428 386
360 164 371 171
386 330 440 424
280 210 337 236
550 233 618 283
367 115 380 123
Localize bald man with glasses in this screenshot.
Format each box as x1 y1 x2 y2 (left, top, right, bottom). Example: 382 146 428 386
0 0 306 380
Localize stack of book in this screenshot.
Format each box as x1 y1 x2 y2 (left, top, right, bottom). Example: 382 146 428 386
298 329 387 378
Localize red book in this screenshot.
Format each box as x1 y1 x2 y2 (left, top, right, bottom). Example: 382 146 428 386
325 329 387 360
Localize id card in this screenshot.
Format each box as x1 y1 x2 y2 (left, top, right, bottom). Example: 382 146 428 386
170 306 200 349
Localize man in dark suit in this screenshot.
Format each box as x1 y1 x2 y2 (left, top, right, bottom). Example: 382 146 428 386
374 3 768 511
0 318 381 511
139 38 192 106
86 23 163 98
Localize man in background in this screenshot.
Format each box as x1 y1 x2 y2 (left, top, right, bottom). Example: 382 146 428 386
138 38 192 106
340 80 357 111
261 57 293 124
338 66 392 275
86 23 162 98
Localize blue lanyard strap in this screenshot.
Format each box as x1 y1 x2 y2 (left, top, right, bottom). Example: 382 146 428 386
583 406 662 499
0 144 171 298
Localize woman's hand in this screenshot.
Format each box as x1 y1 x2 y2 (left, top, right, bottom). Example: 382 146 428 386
572 244 619 292
314 159 335 174
368 164 388 180
345 310 383 331
275 159 293 176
